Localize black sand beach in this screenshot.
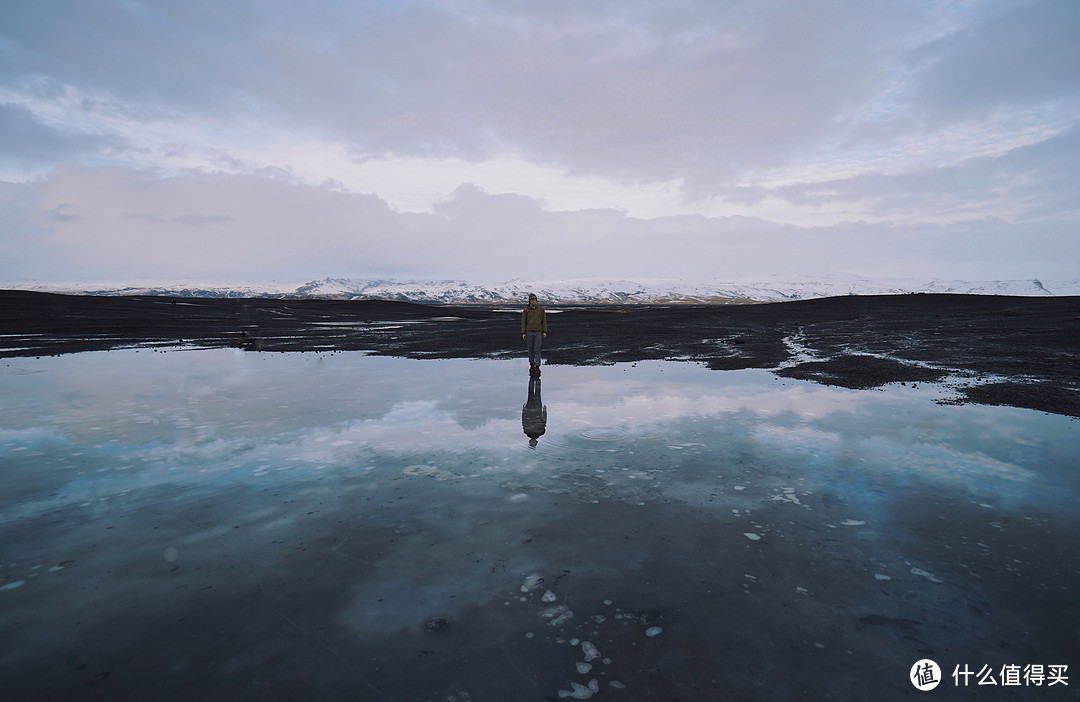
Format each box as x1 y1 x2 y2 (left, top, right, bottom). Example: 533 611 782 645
2 290 1078 417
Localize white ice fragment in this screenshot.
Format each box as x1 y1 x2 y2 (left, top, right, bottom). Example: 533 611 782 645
772 488 802 505
521 574 544 592
609 680 626 690
796 587 809 595
543 604 574 627
570 638 580 646
733 485 745 491
581 641 600 661
558 681 595 699
874 573 892 581
841 519 865 526
911 567 943 583
509 493 528 502
645 626 663 637
743 533 761 541
0 580 25 591
589 679 600 693
542 589 557 603
576 662 593 674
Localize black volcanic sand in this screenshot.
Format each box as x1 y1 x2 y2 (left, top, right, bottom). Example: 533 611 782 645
3 290 1078 416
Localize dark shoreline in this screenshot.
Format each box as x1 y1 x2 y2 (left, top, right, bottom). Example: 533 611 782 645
3 290 1079 417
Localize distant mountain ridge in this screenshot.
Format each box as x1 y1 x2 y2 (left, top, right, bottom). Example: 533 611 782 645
7 276 1079 304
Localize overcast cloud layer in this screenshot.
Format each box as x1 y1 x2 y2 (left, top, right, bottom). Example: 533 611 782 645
1 0 1077 282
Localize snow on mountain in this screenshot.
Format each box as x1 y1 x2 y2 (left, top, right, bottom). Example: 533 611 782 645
5 275 1079 303
287 275 1080 303
1 279 305 298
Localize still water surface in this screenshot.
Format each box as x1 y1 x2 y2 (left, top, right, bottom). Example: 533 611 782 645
1 350 1077 700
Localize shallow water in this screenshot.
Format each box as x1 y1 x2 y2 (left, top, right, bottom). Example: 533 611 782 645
1 350 1077 700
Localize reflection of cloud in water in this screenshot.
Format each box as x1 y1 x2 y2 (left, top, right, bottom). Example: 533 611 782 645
310 400 523 452
2 351 1077 518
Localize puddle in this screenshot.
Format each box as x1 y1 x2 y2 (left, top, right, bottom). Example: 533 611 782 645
1 350 1077 700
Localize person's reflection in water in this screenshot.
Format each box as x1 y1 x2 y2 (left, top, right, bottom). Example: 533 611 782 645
522 376 547 449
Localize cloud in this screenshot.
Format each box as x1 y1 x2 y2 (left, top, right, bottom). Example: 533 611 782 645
910 0 1080 121
0 1 1002 185
0 1 1077 283
0 103 118 167
767 126 1080 224
3 165 1074 283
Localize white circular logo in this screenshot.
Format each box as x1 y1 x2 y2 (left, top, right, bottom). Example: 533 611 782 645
911 659 942 691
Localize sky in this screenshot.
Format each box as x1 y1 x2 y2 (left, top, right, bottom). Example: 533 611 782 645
1 0 1078 284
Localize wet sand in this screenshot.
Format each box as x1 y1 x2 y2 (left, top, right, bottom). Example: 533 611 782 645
3 290 1079 416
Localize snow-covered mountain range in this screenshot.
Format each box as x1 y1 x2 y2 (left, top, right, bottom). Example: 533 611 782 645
6 276 1079 304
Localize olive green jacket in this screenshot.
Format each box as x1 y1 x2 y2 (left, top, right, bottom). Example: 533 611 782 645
521 304 547 333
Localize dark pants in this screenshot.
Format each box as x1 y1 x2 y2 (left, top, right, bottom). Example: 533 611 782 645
526 331 543 366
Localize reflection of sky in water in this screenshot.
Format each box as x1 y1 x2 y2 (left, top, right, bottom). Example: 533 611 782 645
3 349 1080 700
2 349 1078 525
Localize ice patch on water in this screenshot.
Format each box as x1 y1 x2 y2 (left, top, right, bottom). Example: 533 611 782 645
558 680 599 699
402 465 462 481
645 626 663 637
542 604 574 626
911 567 943 583
771 487 802 505
1 580 25 591
874 573 892 581
743 533 761 541
521 574 544 592
581 641 600 662
542 589 557 602
576 662 592 674
841 519 865 526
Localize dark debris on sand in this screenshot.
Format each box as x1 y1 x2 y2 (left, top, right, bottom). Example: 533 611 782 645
2 290 1078 417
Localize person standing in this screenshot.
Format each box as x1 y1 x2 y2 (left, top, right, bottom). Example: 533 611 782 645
521 293 547 375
